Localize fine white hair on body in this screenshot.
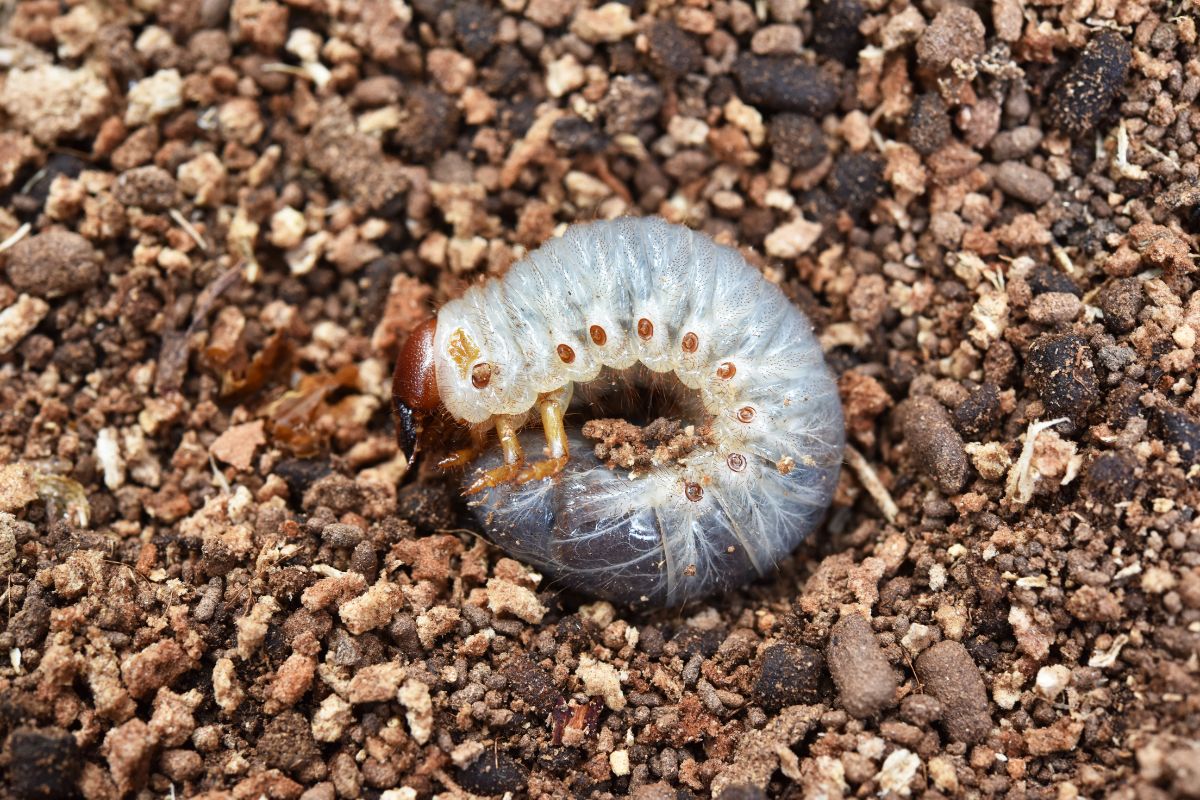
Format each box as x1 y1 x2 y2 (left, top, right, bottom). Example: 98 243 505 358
435 217 844 606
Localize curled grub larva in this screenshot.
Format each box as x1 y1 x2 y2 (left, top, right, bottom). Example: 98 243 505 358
392 217 844 607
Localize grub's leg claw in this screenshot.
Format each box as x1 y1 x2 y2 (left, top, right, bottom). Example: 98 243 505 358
515 455 569 485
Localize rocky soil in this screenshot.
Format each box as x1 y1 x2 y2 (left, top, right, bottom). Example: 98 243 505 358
1 0 1198 798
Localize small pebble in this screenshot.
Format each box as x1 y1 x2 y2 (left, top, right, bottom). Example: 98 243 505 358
768 114 827 170
953 383 1001 439
114 165 181 212
750 24 803 56
8 727 81 799
916 7 985 72
1027 292 1082 325
899 694 943 727
827 153 884 216
826 613 898 719
908 92 951 156
1081 452 1138 503
811 0 864 63
1097 278 1144 334
1027 264 1081 297
733 55 839 115
600 75 664 135
994 162 1055 205
455 752 528 796
4 230 101 298
1158 408 1200 466
914 640 993 744
896 396 968 494
0 295 50 355
753 642 824 711
1025 333 1099 425
989 126 1043 161
648 20 703 75
1048 30 1132 137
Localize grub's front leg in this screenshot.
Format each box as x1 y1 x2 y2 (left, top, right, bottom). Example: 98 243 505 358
436 424 489 471
465 415 525 494
516 386 572 484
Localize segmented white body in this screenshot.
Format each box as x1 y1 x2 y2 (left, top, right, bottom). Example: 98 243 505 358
435 217 844 606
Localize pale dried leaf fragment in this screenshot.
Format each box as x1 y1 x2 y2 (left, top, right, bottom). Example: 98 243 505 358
210 420 267 471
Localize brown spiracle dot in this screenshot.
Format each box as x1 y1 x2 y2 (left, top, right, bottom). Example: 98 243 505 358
726 452 747 472
737 406 756 423
556 343 575 364
684 482 704 502
681 332 699 353
589 325 607 346
470 362 492 389
716 361 736 379
637 318 654 340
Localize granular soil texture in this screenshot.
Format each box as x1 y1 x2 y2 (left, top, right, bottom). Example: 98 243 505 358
1 1 1199 798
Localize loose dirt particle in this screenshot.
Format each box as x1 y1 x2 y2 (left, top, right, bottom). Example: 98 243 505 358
0 64 112 144
915 641 993 744
768 114 827 170
811 0 864 63
733 55 839 115
7 727 81 800
994 162 1055 205
916 7 985 72
5 230 100 298
1025 333 1099 425
753 642 823 711
826 613 898 719
1048 31 1132 137
486 577 547 624
896 396 969 494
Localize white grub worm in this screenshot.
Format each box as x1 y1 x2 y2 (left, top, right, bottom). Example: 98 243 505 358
392 217 844 607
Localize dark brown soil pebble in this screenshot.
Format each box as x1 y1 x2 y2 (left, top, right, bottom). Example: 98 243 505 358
733 55 839 115
826 614 898 719
1025 333 1099 424
1081 451 1138 503
551 116 606 154
395 86 462 163
7 727 81 799
456 751 528 795
1097 278 1144 334
768 114 827 170
914 640 993 744
4 229 100 298
1158 407 1200 466
600 75 664 135
454 2 500 62
896 396 968 494
1028 264 1081 297
953 382 1001 439
908 92 951 156
1048 30 1132 137
647 21 703 77
113 165 181 211
827 152 884 216
753 642 824 711
811 0 864 64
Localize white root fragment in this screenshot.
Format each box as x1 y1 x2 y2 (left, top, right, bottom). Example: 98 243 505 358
1005 417 1070 504
845 444 898 523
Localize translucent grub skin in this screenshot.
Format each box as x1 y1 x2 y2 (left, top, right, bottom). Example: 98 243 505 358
396 217 844 607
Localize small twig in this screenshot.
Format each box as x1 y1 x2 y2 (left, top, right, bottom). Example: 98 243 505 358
169 209 209 252
844 444 899 524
